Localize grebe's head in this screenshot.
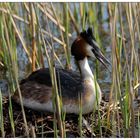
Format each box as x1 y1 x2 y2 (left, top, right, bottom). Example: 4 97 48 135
71 27 111 68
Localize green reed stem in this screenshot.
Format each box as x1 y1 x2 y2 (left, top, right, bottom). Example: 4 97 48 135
8 96 15 137
0 90 4 137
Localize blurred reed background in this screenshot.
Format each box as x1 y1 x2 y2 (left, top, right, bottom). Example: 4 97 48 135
0 2 140 138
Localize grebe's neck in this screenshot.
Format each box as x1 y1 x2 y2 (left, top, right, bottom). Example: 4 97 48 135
78 57 94 81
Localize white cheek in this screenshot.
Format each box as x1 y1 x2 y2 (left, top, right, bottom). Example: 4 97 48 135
86 45 95 58
86 39 100 58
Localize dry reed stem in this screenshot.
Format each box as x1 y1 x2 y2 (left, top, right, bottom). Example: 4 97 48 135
37 3 71 37
50 3 68 67
0 7 29 24
6 6 32 64
30 3 36 71
68 7 80 35
0 7 67 47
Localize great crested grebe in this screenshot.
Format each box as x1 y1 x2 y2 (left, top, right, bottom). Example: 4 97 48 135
12 27 110 114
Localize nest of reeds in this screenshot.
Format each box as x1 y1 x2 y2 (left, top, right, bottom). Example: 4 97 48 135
2 95 139 138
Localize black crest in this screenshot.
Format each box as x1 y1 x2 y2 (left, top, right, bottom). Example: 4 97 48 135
80 27 96 46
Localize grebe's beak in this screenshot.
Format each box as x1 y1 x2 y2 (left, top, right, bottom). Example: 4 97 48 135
90 39 111 71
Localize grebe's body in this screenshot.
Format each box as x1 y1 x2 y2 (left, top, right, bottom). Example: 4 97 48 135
12 28 110 114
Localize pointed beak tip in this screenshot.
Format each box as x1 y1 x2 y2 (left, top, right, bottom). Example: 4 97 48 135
95 52 112 72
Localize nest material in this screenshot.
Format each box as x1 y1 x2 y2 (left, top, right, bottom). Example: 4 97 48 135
1 96 140 138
